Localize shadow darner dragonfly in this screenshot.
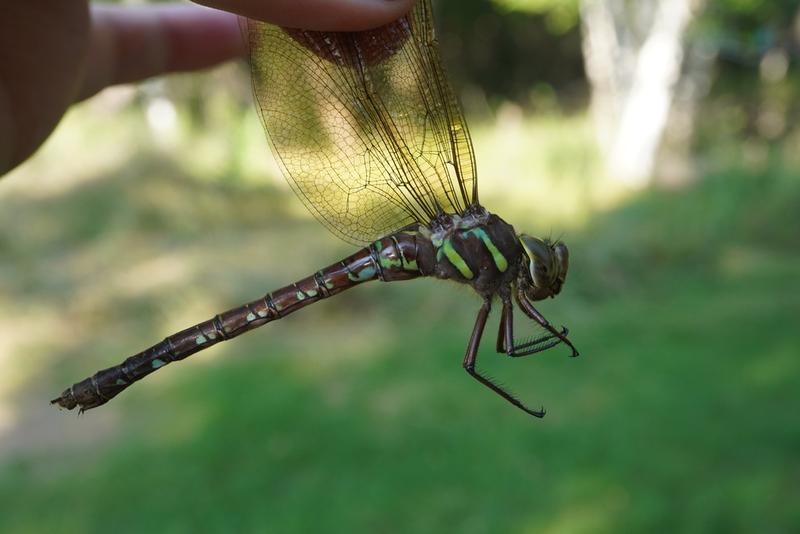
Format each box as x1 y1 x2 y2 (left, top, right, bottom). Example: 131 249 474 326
52 0 578 418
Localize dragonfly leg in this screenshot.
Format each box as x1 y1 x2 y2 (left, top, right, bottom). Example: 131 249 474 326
463 300 546 418
495 297 510 353
516 288 579 357
498 298 570 357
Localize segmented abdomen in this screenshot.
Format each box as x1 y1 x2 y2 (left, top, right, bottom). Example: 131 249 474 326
52 232 428 412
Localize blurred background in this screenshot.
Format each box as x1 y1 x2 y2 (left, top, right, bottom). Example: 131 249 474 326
1 0 798 532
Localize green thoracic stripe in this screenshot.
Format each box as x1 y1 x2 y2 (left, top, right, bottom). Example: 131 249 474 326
465 228 509 273
434 228 510 280
442 239 475 279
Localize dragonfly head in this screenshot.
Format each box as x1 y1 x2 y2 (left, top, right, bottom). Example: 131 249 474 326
518 235 569 301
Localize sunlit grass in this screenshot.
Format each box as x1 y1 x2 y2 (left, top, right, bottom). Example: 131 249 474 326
1 76 799 532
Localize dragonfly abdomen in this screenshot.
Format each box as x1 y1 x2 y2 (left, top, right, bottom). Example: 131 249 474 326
52 232 429 412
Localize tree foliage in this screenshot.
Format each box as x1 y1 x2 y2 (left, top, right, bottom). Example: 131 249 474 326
491 0 581 34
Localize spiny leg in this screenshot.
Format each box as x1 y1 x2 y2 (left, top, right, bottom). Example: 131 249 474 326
496 297 510 353
516 288 579 357
463 300 546 418
498 298 569 357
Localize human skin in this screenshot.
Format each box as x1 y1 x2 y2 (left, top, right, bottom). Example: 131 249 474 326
0 0 414 176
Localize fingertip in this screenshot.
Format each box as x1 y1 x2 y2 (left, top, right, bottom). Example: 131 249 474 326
82 5 246 100
160 7 247 71
195 0 417 31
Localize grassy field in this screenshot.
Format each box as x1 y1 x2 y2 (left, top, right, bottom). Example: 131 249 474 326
0 91 798 533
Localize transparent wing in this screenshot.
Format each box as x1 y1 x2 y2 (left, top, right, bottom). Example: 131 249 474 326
247 0 477 244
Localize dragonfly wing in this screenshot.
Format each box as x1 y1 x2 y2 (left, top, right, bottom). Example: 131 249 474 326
247 0 477 244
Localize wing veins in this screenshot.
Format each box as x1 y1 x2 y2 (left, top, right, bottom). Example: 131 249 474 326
247 0 477 244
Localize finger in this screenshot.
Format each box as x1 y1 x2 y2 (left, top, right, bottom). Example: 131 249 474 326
194 0 416 32
80 4 245 100
0 1 89 175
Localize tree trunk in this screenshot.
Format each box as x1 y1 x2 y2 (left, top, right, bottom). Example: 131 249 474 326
581 0 697 187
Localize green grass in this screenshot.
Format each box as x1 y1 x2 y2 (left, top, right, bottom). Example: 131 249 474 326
1 101 798 533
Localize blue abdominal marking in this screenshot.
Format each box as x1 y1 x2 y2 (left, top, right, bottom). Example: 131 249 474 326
348 265 377 282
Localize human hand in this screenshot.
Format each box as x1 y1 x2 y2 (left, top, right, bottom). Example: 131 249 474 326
0 0 415 176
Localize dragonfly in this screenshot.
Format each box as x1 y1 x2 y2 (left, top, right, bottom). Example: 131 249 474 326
52 0 578 418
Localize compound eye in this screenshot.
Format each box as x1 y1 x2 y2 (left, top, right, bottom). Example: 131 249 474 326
530 258 551 288
519 235 553 289
520 236 550 263
554 242 569 273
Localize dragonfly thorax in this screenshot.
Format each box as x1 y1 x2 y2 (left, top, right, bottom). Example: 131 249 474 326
419 207 524 297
